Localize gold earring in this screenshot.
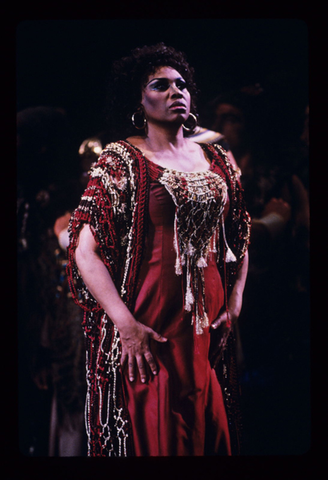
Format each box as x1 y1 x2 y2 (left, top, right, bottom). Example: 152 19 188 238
182 113 198 132
131 109 147 130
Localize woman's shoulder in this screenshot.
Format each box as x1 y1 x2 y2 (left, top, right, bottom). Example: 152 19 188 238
198 142 242 184
125 135 145 147
188 126 225 145
95 140 141 167
207 143 240 175
197 141 228 164
88 139 148 189
125 136 150 157
211 146 241 180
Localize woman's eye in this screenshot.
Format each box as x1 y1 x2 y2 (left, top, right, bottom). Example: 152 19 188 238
151 81 168 91
149 79 187 91
177 81 187 90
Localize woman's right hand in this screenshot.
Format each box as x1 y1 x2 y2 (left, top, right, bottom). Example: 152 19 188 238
120 321 168 383
74 223 168 383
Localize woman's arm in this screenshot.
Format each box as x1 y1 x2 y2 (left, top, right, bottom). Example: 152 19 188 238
211 249 249 330
74 223 167 383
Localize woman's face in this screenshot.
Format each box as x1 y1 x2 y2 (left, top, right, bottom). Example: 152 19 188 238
141 66 191 126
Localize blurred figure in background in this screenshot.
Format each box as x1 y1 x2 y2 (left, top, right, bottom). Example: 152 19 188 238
198 85 310 454
17 106 87 456
52 135 105 252
201 86 309 286
46 134 107 455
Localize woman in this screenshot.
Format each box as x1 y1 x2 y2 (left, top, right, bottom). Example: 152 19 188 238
67 43 250 457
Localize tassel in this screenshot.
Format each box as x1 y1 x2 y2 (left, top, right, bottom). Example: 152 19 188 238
221 215 237 263
225 247 237 263
195 319 204 335
195 311 209 335
200 267 209 329
209 227 218 253
185 256 194 311
186 241 195 256
195 299 203 335
173 211 183 275
197 256 208 268
195 270 210 335
185 285 194 312
201 310 209 330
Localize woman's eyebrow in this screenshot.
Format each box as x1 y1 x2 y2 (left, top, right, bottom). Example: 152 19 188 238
146 76 184 86
146 77 167 86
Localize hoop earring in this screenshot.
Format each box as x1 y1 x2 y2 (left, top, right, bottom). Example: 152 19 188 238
182 112 198 132
131 109 147 130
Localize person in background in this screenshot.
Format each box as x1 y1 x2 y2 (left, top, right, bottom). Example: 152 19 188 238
17 106 87 456
200 85 309 454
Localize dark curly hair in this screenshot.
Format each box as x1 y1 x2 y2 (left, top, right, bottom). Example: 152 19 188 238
105 43 199 140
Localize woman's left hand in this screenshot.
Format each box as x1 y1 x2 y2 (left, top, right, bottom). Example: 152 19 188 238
210 307 240 354
211 250 249 333
211 308 239 333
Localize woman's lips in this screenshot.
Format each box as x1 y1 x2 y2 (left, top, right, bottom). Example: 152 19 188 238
169 102 187 110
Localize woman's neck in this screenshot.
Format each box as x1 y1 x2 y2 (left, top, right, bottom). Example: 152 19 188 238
143 123 186 153
126 122 211 172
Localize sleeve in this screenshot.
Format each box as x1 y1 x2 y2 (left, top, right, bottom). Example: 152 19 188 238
66 152 129 313
212 143 251 269
210 143 251 294
230 175 251 270
224 160 251 301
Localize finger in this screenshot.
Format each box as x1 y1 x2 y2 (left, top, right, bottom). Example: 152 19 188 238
148 328 168 343
136 354 147 383
211 315 225 330
128 354 135 382
144 351 158 376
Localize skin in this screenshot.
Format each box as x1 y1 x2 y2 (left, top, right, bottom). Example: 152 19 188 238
127 66 212 172
75 224 166 384
74 66 249 384
211 250 248 333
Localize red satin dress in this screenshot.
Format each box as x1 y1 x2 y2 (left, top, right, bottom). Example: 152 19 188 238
123 160 231 456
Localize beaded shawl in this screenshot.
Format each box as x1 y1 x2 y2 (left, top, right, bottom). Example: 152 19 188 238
67 140 251 456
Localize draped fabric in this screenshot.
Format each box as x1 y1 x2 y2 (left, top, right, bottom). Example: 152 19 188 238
123 173 231 455
66 140 251 456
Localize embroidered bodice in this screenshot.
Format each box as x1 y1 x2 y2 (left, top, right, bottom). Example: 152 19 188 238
147 159 236 335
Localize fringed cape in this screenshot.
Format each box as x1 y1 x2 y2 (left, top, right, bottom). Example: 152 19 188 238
66 140 251 456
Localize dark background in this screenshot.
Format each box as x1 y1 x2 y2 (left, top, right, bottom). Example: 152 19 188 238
17 19 308 147
14 17 315 479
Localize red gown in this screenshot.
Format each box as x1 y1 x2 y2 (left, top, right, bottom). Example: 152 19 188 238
123 159 231 456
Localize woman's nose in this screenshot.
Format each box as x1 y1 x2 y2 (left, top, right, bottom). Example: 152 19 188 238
170 85 183 97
